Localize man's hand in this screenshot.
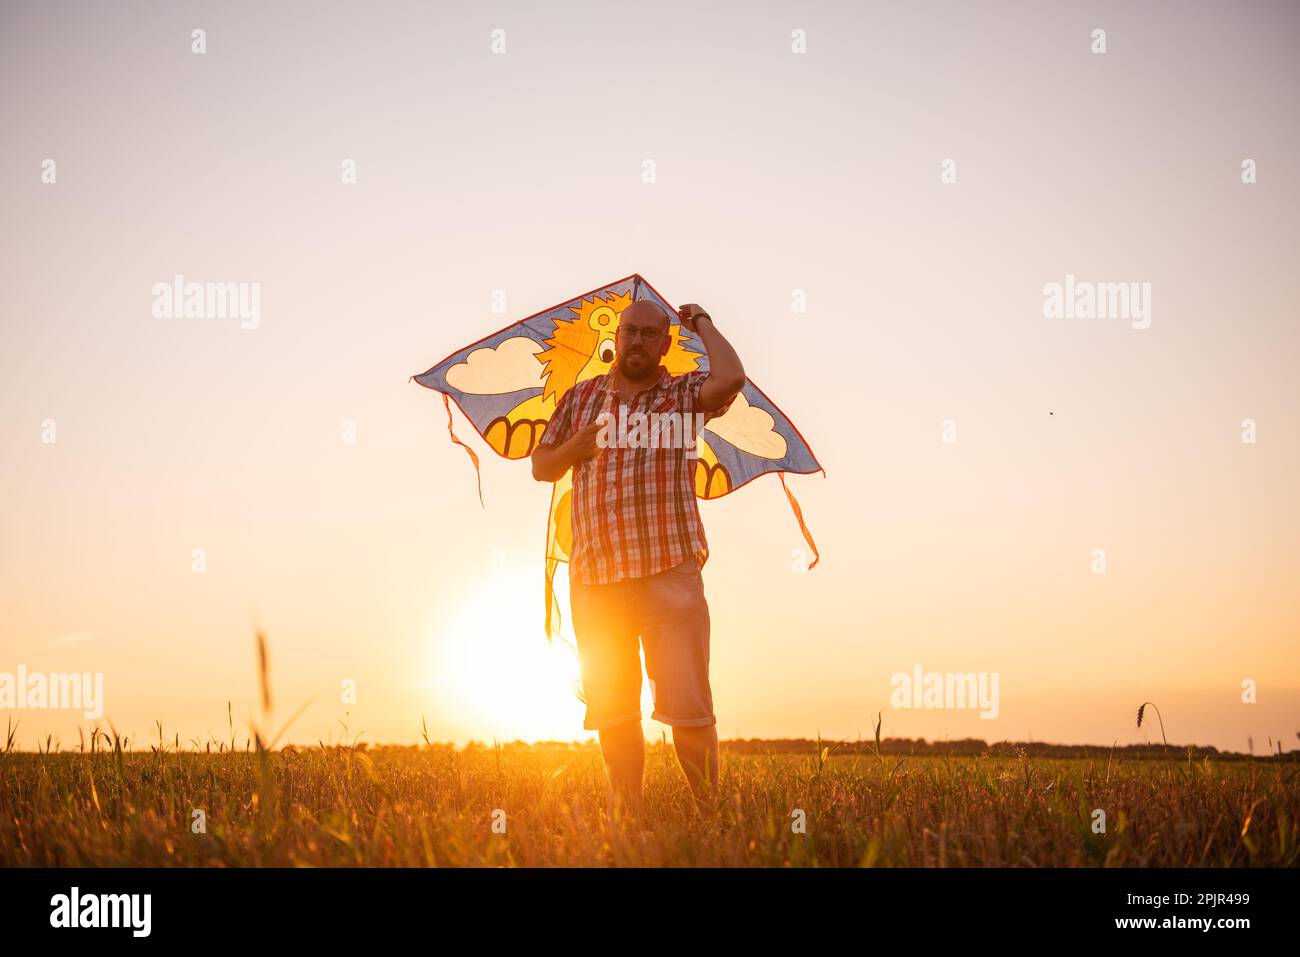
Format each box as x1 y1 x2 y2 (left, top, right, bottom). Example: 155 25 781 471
567 421 603 461
677 303 711 334
531 420 604 482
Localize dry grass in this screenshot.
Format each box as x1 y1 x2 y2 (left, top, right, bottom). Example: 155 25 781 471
2 737 1297 867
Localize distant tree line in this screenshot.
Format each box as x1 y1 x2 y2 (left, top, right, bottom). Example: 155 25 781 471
718 737 1296 761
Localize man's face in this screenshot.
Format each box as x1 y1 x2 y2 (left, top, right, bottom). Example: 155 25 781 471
616 302 670 379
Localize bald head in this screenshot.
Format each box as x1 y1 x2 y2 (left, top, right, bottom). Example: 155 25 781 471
620 300 670 331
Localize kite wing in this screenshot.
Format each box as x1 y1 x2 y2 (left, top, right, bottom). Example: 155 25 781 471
412 273 824 641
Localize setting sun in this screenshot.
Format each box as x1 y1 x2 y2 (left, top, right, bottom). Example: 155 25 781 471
428 567 595 742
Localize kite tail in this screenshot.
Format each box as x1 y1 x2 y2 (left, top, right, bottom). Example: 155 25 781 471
442 392 484 508
778 472 820 570
544 556 562 643
543 559 585 703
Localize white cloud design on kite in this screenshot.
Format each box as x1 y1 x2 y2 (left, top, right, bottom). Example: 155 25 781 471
704 393 787 460
445 336 546 395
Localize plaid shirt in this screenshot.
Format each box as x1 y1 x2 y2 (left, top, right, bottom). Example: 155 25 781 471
539 366 734 585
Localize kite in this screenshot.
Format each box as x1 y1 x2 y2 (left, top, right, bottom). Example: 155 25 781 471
412 273 824 643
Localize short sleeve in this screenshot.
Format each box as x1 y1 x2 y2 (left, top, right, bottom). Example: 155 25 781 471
538 387 576 449
684 370 738 425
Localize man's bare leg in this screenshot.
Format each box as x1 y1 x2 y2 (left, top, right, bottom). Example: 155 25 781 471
598 722 645 817
671 724 719 807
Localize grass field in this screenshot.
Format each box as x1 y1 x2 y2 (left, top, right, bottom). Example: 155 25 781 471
3 735 1298 867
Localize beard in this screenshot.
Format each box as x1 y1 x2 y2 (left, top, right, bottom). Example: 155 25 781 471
616 349 655 380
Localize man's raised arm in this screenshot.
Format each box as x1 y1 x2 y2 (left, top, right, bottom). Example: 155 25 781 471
679 303 745 412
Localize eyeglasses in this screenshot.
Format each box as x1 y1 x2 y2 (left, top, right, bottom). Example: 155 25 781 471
618 324 665 342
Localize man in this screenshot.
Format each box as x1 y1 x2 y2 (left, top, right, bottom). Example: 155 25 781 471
531 299 745 815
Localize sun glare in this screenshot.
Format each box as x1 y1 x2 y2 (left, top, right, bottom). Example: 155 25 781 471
431 567 590 741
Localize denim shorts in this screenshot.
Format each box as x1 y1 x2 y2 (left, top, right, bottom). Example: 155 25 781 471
568 558 715 731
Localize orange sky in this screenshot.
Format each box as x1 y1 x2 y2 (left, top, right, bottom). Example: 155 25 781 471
1 1 1297 752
